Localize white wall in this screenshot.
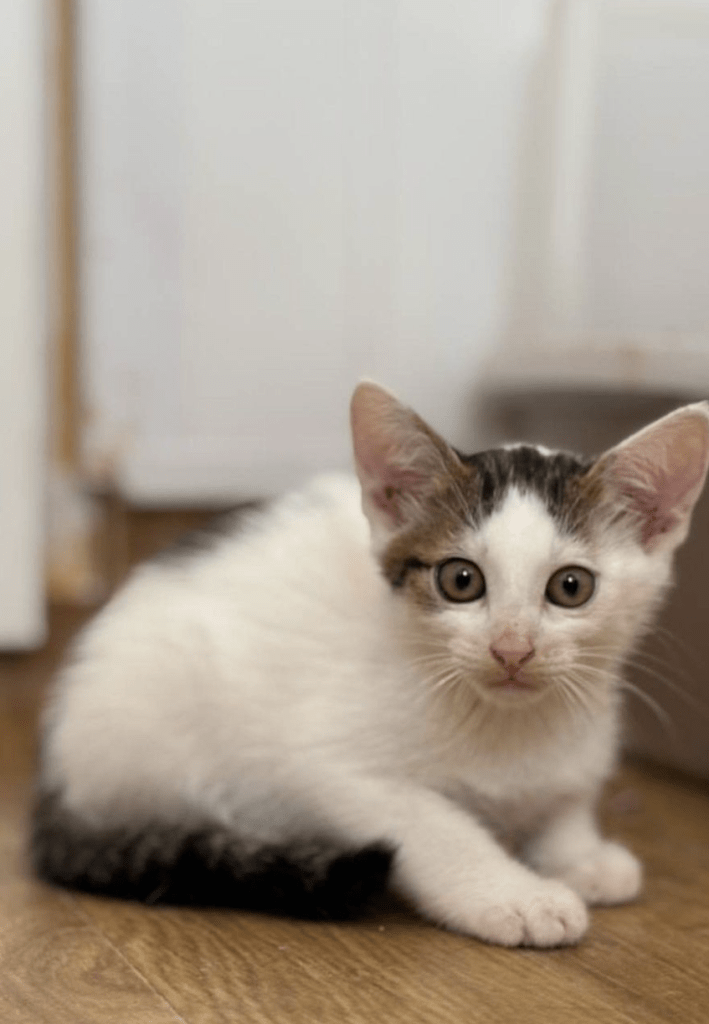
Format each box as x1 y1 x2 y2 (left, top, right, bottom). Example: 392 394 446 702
78 0 553 502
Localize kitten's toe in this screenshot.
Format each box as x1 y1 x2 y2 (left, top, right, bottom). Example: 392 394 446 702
560 842 642 906
468 879 588 948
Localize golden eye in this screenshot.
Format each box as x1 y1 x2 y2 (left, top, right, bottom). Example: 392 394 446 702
545 566 596 608
436 559 486 603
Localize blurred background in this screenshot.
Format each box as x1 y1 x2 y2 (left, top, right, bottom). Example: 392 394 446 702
4 0 709 770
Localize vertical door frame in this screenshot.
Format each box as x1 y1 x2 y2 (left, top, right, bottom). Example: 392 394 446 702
0 0 47 647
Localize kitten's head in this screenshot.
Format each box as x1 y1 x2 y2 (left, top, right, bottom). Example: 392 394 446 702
351 382 709 712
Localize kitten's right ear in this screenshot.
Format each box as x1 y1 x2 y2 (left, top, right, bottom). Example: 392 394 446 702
350 382 461 543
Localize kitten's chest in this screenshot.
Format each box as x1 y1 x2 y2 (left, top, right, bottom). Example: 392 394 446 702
436 716 616 837
451 764 574 839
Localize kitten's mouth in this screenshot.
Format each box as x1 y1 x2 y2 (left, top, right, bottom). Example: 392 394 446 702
489 672 537 693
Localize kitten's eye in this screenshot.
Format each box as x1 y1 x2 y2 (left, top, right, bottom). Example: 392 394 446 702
436 559 486 603
545 566 595 608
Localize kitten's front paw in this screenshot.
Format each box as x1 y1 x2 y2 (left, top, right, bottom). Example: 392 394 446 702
559 842 642 906
466 878 588 948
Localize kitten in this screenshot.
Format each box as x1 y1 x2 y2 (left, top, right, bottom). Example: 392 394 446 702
31 383 709 947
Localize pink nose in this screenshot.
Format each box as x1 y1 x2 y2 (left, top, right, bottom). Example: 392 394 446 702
490 639 535 671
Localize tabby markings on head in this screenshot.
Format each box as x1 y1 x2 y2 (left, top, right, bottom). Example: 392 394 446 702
382 446 596 593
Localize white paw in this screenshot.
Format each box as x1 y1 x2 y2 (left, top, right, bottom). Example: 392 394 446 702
559 842 642 906
460 878 589 948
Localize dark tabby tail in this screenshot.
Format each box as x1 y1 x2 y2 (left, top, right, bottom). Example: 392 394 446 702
30 790 394 920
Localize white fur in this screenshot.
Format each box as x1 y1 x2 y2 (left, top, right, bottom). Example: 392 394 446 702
42 467 671 947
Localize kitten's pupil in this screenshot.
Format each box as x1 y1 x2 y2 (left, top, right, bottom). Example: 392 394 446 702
562 574 579 597
456 569 472 590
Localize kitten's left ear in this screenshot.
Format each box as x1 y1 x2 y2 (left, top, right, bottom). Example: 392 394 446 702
596 401 709 552
350 381 463 544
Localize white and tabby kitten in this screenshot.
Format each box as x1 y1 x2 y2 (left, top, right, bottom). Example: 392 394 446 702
32 383 709 947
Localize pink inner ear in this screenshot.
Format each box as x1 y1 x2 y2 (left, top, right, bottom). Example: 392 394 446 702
351 384 439 530
369 466 426 526
621 478 682 547
356 433 426 526
615 419 709 549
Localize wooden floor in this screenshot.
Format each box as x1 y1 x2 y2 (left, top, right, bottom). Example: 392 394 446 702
2 605 709 1023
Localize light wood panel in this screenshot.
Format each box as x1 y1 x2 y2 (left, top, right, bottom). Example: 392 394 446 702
0 876 184 1024
73 892 655 1024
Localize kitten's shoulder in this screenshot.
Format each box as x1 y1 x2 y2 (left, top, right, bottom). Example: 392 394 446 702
154 472 364 568
278 471 362 511
242 472 366 549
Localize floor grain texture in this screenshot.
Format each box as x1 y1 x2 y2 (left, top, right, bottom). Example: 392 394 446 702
2 604 709 1023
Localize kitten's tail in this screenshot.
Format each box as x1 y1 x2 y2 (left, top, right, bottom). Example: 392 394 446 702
29 790 394 920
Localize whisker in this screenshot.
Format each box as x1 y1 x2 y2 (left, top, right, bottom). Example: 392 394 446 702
581 641 700 692
556 679 583 718
574 653 709 714
566 661 615 679
621 661 709 721
620 681 675 736
651 624 704 670
407 653 455 671
569 648 709 731
623 645 700 683
554 679 578 718
428 669 466 695
555 673 597 719
577 648 698 692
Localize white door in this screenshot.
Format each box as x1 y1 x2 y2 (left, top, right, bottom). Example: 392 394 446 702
78 0 550 504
